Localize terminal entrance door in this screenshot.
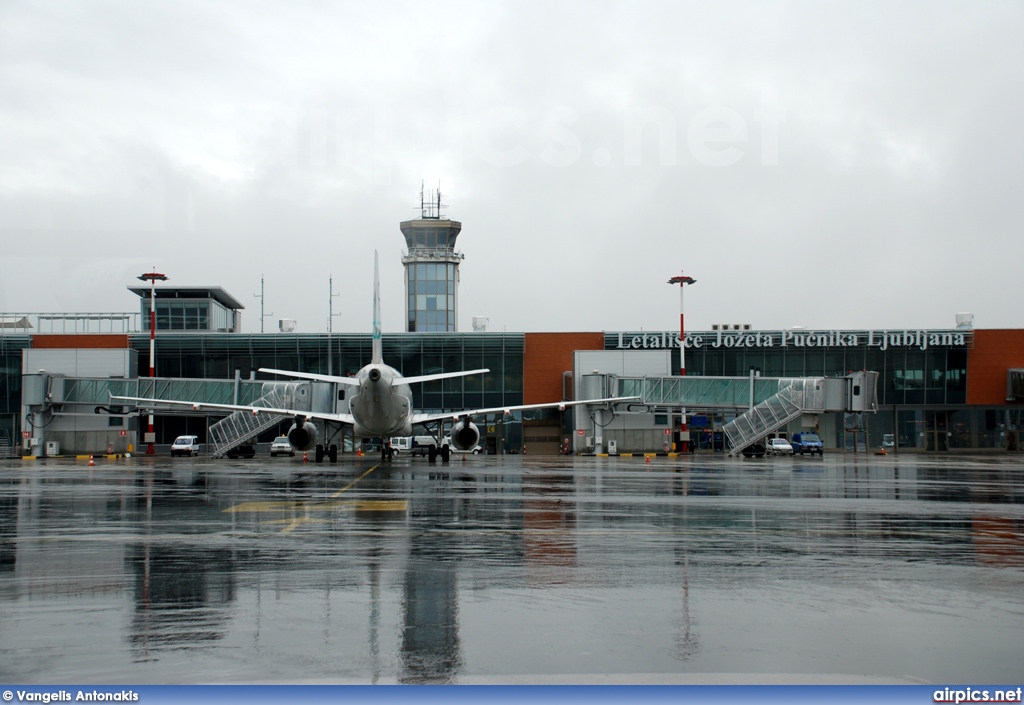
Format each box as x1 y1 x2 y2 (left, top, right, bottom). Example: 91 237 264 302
523 419 561 455
924 411 949 452
843 431 868 453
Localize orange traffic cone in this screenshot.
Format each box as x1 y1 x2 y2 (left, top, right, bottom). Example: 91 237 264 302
645 455 651 464
303 452 308 462
88 455 95 466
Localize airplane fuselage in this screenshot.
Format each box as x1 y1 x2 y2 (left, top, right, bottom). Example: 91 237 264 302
348 363 414 438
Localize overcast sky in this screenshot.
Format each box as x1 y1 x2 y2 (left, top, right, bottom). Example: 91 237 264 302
1 1 1021 335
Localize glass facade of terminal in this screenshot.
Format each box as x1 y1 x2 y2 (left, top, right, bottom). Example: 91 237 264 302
138 332 523 413
144 299 237 332
670 340 968 406
0 335 30 447
604 330 1019 453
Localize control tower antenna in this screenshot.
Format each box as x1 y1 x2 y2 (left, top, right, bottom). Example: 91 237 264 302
419 179 447 219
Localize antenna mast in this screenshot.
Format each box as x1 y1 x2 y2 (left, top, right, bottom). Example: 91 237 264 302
253 275 273 333
328 275 341 375
418 179 447 219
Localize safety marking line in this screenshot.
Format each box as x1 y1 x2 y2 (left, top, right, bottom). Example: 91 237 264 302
331 464 379 498
274 517 327 533
221 464 397 520
226 500 354 513
224 499 407 514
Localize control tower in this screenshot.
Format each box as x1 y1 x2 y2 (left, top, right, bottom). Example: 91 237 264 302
400 185 464 332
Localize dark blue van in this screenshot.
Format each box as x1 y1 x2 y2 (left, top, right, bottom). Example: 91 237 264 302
790 432 824 456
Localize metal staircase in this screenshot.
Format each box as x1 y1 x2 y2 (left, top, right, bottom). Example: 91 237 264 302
209 382 310 458
722 373 878 456
723 381 808 456
0 432 13 459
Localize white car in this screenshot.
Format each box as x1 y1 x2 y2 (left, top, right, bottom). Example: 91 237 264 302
170 435 200 457
270 436 294 457
766 438 794 455
443 437 483 454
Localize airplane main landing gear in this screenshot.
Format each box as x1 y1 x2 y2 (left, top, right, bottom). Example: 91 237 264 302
314 444 337 463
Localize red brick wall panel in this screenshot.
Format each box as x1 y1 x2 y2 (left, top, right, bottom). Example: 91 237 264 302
32 334 130 349
524 332 605 405
967 329 1024 405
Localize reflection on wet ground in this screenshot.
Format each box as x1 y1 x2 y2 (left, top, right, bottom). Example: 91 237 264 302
0 452 1022 684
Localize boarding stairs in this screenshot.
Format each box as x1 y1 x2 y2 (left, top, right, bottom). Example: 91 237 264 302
721 372 878 456
722 382 806 457
0 432 13 459
209 382 310 458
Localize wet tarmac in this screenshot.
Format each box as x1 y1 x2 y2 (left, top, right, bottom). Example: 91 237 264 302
1 452 1022 685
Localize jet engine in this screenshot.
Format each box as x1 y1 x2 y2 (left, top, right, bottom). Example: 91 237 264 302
448 417 480 452
286 416 319 451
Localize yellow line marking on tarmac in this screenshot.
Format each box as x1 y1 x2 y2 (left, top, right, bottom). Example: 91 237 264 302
221 464 402 523
225 500 353 513
274 517 329 533
331 463 379 498
224 499 409 514
355 500 408 512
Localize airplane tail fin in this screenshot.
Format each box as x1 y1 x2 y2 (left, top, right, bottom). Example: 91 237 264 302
372 250 383 364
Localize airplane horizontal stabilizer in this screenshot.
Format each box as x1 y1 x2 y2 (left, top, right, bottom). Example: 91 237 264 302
399 368 490 386
258 368 362 386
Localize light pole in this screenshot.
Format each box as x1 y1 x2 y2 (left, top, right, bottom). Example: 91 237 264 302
668 273 696 451
138 269 168 455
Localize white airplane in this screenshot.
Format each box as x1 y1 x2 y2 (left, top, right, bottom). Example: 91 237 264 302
113 252 635 462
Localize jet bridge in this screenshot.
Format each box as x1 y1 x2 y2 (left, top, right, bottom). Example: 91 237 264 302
41 375 337 456
611 371 878 456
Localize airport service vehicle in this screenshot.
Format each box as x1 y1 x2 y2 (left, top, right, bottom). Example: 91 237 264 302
225 443 256 459
766 438 794 455
409 436 440 456
741 442 766 458
790 432 824 455
170 435 199 457
389 437 412 454
113 252 636 463
270 436 294 457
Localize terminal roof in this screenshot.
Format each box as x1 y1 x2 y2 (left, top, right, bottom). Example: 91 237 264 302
126 286 245 311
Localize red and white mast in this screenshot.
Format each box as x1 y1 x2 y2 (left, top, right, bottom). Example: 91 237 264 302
138 269 168 455
668 273 696 449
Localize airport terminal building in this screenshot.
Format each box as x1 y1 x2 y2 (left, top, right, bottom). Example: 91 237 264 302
2 316 1023 456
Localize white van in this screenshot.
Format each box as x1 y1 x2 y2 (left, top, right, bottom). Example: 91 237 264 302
389 437 412 454
170 435 200 457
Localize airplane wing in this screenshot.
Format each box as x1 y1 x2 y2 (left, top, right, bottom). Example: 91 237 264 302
410 395 640 424
109 394 356 425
